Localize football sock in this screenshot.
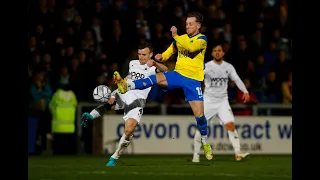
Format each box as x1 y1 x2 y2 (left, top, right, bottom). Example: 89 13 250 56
195 115 208 144
193 129 202 157
201 135 208 144
90 103 115 118
90 109 100 119
228 130 241 154
129 75 157 90
111 134 133 159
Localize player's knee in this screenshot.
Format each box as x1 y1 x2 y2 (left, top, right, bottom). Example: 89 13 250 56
225 122 235 131
156 73 168 87
194 111 203 117
124 126 135 137
189 101 204 117
193 104 204 117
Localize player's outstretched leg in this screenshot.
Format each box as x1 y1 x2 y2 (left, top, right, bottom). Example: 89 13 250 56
113 71 127 94
225 122 250 161
127 74 157 91
195 115 213 160
106 118 137 166
106 133 132 166
113 71 158 94
192 129 202 162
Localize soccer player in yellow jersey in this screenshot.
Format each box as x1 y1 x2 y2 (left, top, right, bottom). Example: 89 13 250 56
113 12 213 160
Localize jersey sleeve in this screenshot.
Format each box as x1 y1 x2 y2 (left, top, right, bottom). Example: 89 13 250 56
229 65 239 81
173 35 207 52
229 65 248 93
161 42 176 61
148 66 157 75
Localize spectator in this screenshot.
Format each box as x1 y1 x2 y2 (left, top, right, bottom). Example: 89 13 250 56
272 50 291 82
29 69 52 153
264 71 281 103
281 72 292 104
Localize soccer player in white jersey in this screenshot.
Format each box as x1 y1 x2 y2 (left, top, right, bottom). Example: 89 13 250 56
81 43 168 166
192 44 250 162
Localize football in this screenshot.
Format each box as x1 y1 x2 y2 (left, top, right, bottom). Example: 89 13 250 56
92 85 112 103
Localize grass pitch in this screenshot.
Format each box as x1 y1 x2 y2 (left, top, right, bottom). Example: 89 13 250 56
28 155 291 180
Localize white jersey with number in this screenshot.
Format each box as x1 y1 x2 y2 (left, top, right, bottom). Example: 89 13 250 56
203 60 240 123
204 60 239 101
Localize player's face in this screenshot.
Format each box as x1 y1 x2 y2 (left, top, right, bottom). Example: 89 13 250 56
186 17 200 35
138 48 153 64
211 45 225 61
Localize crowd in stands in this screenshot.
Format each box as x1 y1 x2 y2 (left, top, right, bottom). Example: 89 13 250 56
28 0 292 109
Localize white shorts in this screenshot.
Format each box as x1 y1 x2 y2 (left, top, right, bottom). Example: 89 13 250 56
114 91 144 123
204 98 235 125
123 107 143 123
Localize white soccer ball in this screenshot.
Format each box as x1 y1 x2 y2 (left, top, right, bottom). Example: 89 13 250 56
93 85 112 103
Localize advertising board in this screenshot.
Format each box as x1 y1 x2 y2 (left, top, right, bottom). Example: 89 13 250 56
102 115 292 154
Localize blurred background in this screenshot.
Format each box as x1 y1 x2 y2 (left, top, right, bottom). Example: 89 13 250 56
28 0 291 156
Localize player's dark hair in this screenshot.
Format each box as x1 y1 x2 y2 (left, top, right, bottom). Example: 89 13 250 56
187 12 204 24
212 44 224 51
138 42 153 53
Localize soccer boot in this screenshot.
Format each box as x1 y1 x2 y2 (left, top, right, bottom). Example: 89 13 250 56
192 154 200 163
80 112 94 127
106 157 118 167
113 71 127 94
235 152 250 161
202 143 213 160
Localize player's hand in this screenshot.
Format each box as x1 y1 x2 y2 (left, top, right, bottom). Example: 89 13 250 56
170 26 178 37
81 112 94 127
155 54 163 61
242 93 250 103
147 59 156 67
108 97 116 105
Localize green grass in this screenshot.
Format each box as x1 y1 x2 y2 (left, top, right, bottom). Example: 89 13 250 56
28 155 292 180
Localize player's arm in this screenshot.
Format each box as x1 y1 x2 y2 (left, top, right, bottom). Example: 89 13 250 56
229 66 248 94
282 82 292 102
154 61 169 72
173 35 207 53
160 43 177 62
